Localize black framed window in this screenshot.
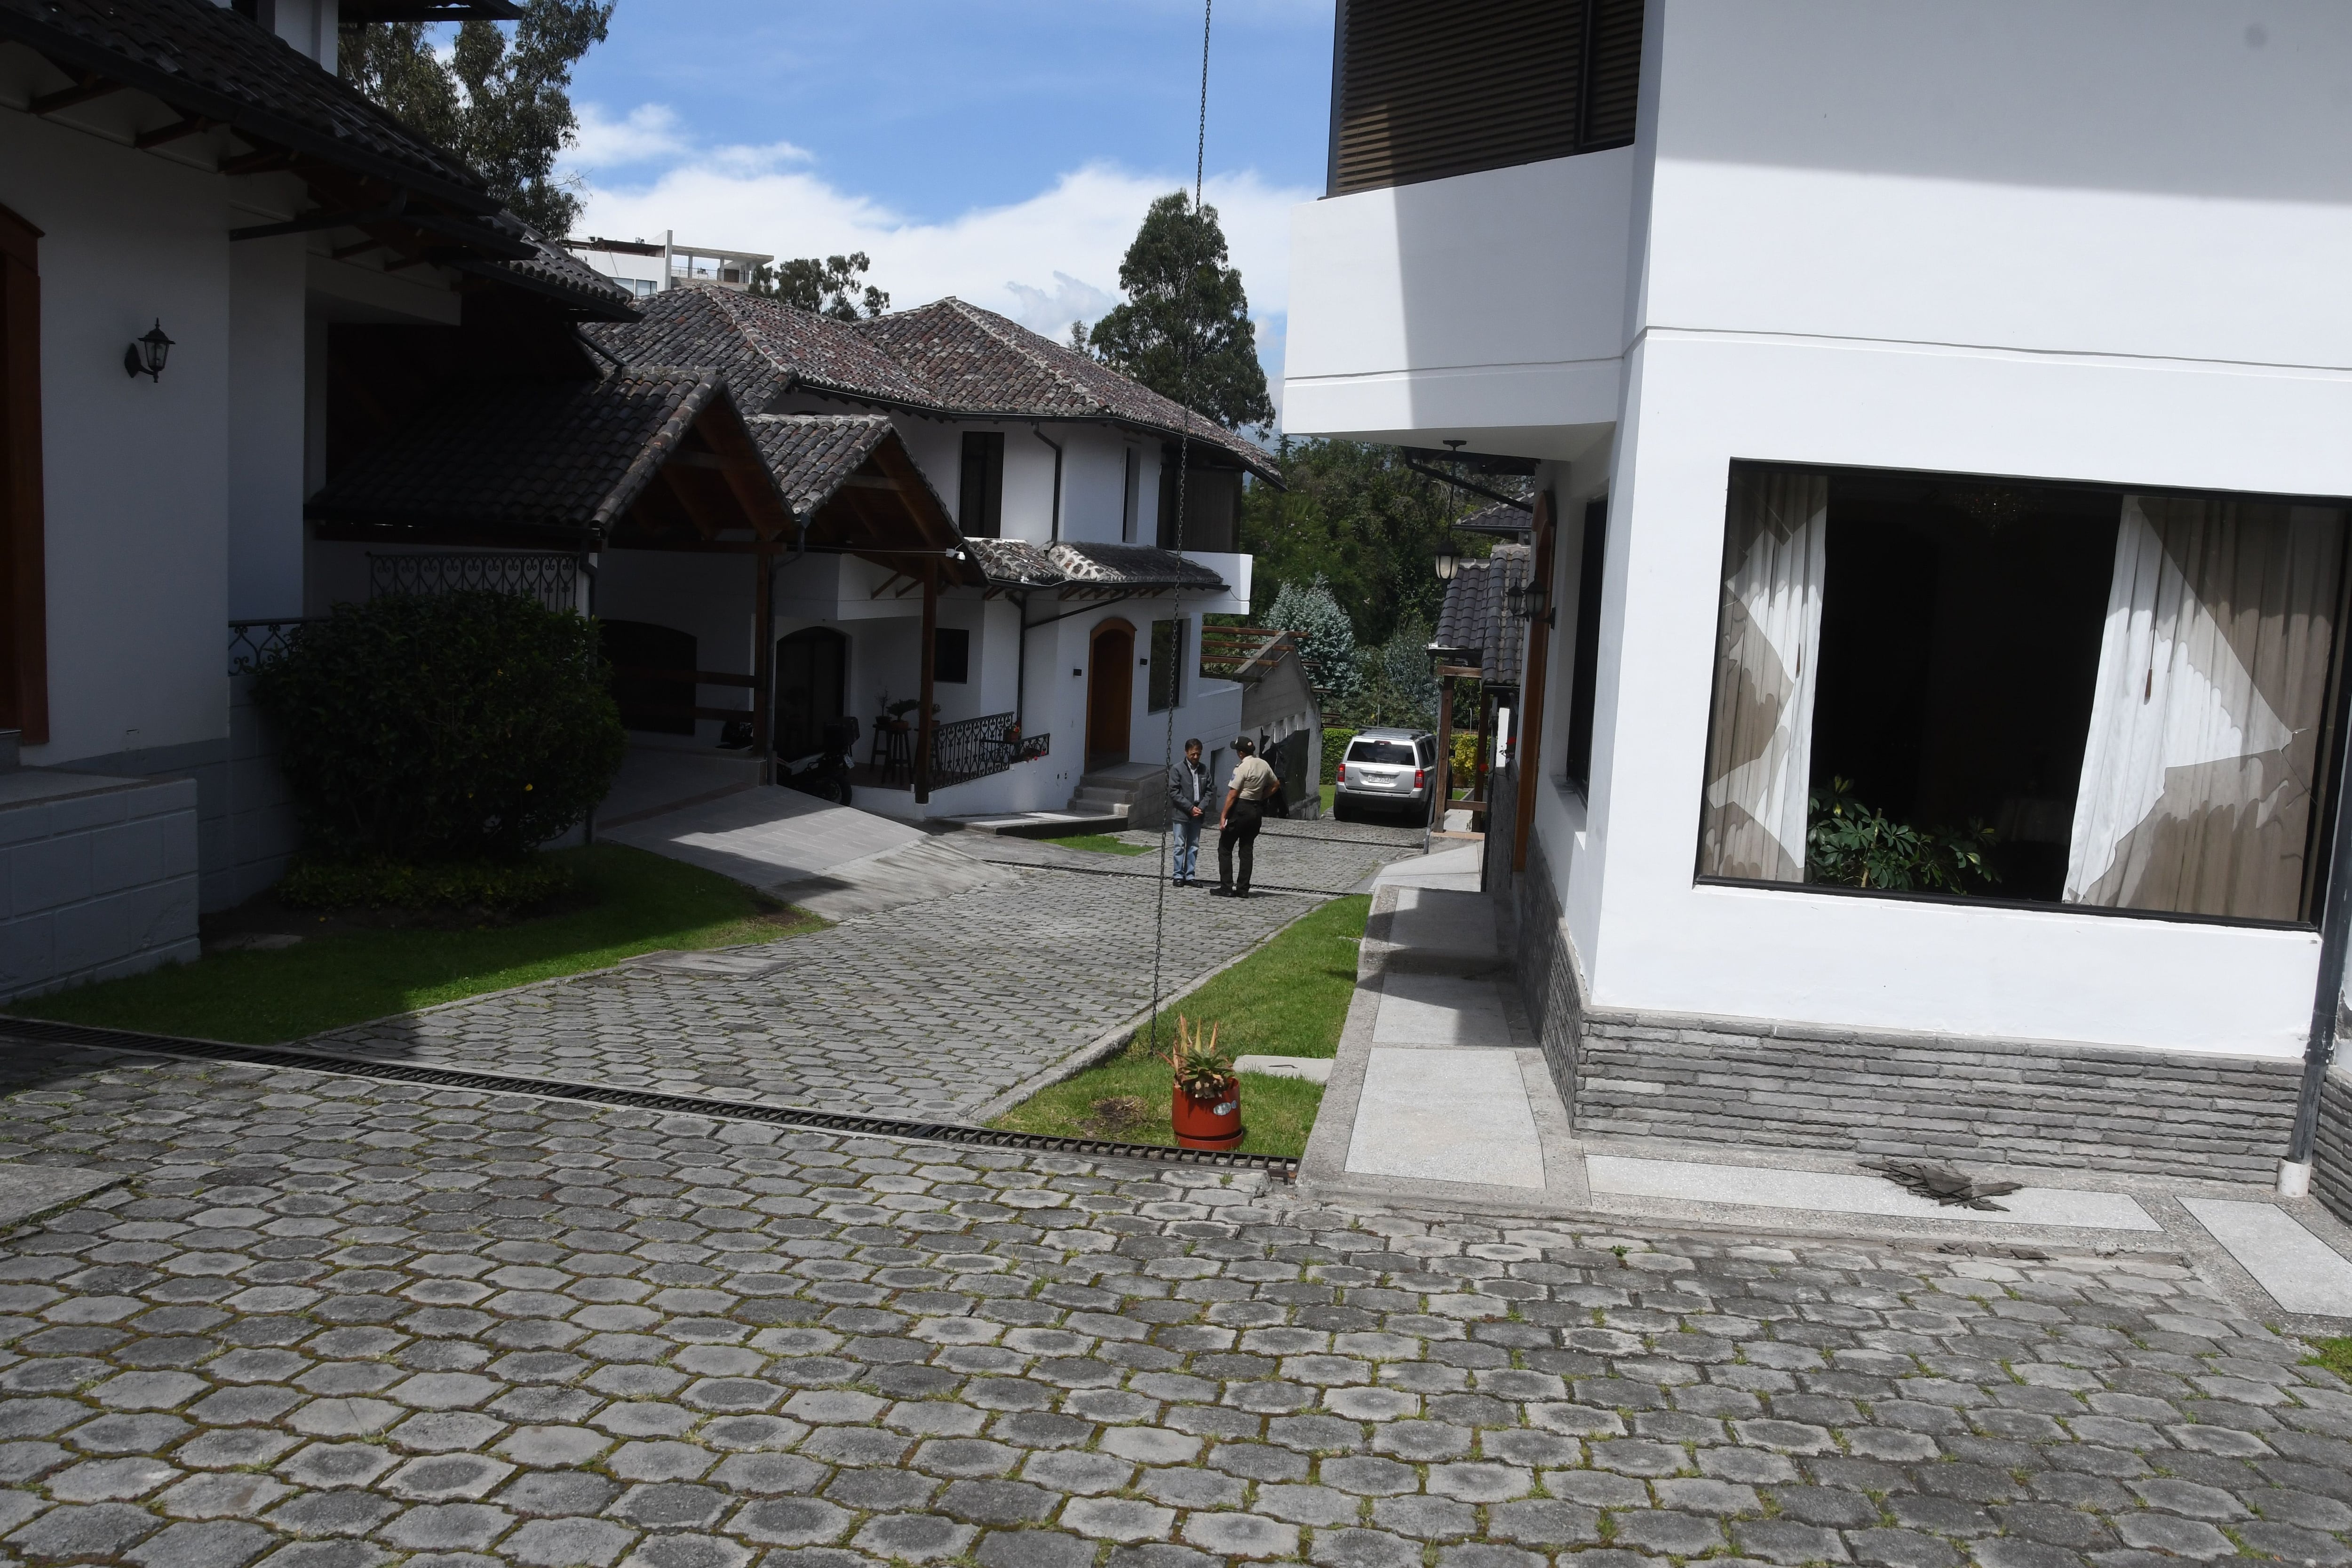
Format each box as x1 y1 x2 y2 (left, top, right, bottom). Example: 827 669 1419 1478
1562 495 1607 792
958 432 1003 538
934 627 971 685
1696 461 2352 928
1149 618 1184 713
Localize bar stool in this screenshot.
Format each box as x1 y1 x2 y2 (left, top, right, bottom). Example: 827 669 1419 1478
882 725 913 787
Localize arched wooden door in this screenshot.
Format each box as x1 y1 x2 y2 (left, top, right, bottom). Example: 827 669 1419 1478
774 626 848 762
1086 618 1135 767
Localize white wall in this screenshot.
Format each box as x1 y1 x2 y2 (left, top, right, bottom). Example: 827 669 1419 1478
5 117 233 767
1285 151 1636 454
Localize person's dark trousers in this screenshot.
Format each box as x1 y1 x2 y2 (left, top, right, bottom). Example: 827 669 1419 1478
1218 801 1263 894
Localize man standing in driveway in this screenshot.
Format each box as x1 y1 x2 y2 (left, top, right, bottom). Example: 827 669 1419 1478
1213 738 1278 898
1168 738 1208 887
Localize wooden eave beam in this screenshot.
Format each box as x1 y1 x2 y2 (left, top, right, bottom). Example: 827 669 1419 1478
656 465 727 540
134 114 213 149
31 73 123 116
688 408 796 543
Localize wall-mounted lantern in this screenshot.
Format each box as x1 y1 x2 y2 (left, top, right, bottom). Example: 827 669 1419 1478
123 319 174 382
1504 577 1551 622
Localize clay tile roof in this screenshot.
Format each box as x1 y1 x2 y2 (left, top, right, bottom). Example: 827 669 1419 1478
0 0 489 206
744 413 901 517
464 216 636 319
583 288 930 410
1433 542 1530 685
852 299 1279 481
306 370 726 539
1048 541 1225 590
964 538 1062 589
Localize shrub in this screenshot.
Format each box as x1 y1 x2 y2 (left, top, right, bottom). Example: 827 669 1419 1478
252 591 626 863
1321 727 1357 785
278 856 576 913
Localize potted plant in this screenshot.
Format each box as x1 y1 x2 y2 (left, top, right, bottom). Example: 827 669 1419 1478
882 697 922 733
1152 1016 1241 1150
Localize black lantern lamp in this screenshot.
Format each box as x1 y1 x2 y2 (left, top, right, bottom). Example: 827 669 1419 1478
1432 538 1461 582
1504 576 1552 622
124 320 174 382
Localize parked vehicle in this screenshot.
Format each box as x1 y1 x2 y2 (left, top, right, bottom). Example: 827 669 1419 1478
782 717 861 805
1331 727 1438 823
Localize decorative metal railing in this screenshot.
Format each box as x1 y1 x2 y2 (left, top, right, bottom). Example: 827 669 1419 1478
369 552 581 612
930 713 1049 787
228 618 323 676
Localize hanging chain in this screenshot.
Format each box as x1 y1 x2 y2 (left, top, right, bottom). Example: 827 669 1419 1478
1146 0 1215 1069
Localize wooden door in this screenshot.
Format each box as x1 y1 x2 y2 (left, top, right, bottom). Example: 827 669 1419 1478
1087 619 1135 766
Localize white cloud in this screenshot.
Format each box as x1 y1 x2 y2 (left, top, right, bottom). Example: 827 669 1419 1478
563 111 1311 347
566 103 695 167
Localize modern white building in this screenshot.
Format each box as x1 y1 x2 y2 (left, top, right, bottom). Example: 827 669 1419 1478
0 0 636 999
1287 0 2352 1207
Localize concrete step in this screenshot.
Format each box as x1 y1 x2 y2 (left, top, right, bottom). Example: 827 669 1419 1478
1071 761 1165 827
949 812 1130 839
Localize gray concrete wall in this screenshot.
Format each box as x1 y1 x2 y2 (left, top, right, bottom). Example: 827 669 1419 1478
0 774 200 1002
2315 1065 2352 1226
1509 835 2303 1182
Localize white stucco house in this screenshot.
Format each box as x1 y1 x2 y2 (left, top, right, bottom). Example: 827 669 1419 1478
0 0 642 1000
1287 0 2352 1211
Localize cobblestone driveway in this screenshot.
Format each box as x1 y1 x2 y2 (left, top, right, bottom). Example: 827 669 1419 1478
302 826 1418 1123
0 1051 2347 1568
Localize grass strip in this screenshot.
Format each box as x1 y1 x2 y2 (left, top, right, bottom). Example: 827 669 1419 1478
10 844 817 1045
2309 1337 2352 1384
989 893 1369 1157
1041 833 1154 858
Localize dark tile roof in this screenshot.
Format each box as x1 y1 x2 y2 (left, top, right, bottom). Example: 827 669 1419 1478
587 287 1279 482
852 299 1279 481
1455 500 1534 535
460 216 637 320
745 413 897 517
0 0 489 207
959 539 1226 593
306 371 725 539
1433 542 1530 685
964 539 1062 589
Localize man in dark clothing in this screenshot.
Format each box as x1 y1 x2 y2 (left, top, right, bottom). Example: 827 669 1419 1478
1214 738 1278 897
1167 739 1208 886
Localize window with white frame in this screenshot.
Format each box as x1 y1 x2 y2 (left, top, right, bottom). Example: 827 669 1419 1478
1697 462 2352 926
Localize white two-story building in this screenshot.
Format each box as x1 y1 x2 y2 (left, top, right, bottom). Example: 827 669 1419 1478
1287 0 2352 1207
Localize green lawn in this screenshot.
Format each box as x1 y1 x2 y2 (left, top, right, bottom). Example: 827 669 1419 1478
1042 833 1152 857
1319 783 1335 815
991 893 1368 1156
2310 1338 2352 1383
10 845 817 1045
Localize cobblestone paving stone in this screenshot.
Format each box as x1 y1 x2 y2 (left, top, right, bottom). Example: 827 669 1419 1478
954 823 1426 897
0 1051 2347 1568
297 826 1415 1122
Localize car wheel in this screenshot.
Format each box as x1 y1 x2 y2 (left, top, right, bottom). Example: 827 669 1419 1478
1332 795 1356 823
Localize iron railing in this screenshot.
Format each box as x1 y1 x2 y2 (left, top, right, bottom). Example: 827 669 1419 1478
370 552 581 612
931 713 1048 787
228 618 323 675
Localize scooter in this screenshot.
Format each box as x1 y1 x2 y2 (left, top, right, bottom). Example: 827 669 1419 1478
781 716 860 805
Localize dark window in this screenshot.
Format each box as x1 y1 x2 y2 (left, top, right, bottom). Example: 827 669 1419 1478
1123 448 1142 543
1 202 47 744
1330 0 1643 196
1696 462 2352 927
774 626 848 759
1149 618 1184 712
934 627 970 685
1563 495 1608 791
1157 457 1238 552
1348 740 1419 765
602 620 698 737
958 432 1003 538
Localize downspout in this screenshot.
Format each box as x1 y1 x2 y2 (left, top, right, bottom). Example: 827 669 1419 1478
1032 425 1064 543
1012 589 1029 737
2285 691 2352 1194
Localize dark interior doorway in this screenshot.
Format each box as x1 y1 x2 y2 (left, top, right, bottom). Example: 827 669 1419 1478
1808 473 2118 899
1087 619 1135 767
775 626 848 763
602 620 697 736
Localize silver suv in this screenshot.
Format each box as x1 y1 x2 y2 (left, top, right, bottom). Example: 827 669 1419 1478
1332 728 1437 823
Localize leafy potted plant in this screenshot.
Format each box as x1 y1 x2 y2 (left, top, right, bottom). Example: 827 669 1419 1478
1152 1015 1241 1150
880 697 936 733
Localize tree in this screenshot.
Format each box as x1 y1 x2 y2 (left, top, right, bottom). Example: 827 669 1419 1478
341 0 613 238
1087 191 1274 433
1355 614 1438 730
1266 576 1360 705
1239 438 1491 652
747 253 891 320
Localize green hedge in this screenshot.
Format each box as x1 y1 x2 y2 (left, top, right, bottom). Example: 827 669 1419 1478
279 856 576 914
251 590 625 864
1321 727 1356 785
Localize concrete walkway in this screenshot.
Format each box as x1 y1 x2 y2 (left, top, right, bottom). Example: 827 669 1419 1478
1302 868 2352 1334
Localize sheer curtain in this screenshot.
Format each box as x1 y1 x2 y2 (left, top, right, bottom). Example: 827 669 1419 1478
2065 496 2346 922
1700 469 1829 882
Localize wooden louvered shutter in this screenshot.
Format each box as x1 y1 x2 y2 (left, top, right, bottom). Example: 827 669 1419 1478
1330 0 1643 197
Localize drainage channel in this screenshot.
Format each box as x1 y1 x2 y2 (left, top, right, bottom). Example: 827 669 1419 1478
0 1017 1299 1179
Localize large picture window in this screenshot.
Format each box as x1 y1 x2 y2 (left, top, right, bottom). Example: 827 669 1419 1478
1698 462 2352 926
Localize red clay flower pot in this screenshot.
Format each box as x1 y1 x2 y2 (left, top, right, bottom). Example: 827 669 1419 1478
1172 1075 1243 1150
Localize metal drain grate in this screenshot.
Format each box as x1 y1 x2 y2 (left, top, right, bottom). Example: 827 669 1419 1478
0 1017 1299 1178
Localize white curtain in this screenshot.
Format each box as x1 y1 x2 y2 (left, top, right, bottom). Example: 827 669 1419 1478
2065 496 2346 922
1700 469 1829 882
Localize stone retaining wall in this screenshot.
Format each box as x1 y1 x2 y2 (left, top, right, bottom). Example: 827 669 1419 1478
2315 1065 2352 1225
1510 836 2301 1182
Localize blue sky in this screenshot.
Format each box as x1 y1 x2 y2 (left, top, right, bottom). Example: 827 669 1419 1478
561 0 1333 407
